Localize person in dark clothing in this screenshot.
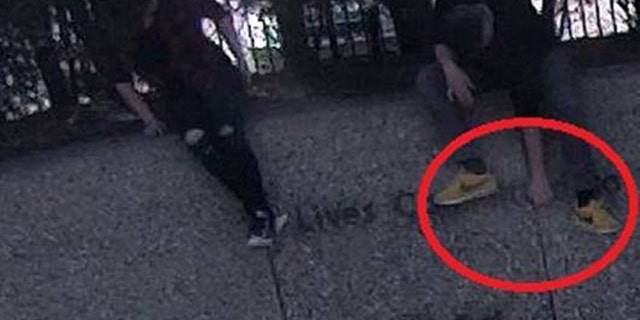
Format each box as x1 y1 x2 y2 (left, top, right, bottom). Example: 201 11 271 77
64 0 167 135
132 0 286 247
416 0 619 233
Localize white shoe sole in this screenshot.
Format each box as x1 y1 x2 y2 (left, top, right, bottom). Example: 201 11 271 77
275 214 289 234
247 214 289 248
247 236 273 247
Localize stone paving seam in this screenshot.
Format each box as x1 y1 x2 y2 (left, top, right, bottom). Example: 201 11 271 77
267 249 289 320
533 207 560 320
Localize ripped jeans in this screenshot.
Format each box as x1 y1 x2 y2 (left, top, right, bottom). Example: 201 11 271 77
172 82 270 216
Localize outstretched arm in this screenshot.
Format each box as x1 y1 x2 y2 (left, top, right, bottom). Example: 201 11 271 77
217 13 244 64
202 0 251 83
114 82 166 136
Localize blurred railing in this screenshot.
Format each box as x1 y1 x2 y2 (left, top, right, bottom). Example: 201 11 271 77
2 0 639 126
532 0 638 41
301 0 400 62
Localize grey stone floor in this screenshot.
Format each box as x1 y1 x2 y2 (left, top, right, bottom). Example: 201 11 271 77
1 64 640 319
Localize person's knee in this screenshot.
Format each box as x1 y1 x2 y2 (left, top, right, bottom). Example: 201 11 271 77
415 64 445 100
184 128 206 146
218 124 235 137
215 123 249 152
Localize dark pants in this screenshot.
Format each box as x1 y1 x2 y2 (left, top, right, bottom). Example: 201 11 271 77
171 70 269 217
416 48 598 194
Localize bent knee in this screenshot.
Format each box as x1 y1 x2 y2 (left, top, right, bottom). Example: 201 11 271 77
218 125 235 137
415 64 445 99
184 129 205 146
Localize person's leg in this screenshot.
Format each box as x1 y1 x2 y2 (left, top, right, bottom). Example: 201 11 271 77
417 64 477 167
190 121 269 215
415 63 498 206
182 73 285 246
542 47 619 233
542 48 599 201
510 81 554 207
521 127 554 207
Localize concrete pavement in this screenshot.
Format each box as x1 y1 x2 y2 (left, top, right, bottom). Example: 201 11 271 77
1 64 640 319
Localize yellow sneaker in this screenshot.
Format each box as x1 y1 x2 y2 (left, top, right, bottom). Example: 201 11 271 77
575 200 621 234
433 169 498 206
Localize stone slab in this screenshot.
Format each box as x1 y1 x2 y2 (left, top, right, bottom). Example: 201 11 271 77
2 63 640 320
533 64 640 320
0 136 282 320
249 93 552 320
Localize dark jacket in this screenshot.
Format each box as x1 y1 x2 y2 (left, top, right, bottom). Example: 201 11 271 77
433 0 556 115
133 0 234 95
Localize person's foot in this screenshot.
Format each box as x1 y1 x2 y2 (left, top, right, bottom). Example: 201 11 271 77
274 213 289 234
247 211 273 247
575 200 621 234
433 168 498 206
247 208 289 248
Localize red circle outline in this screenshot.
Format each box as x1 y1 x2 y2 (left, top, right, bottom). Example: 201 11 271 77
416 117 638 293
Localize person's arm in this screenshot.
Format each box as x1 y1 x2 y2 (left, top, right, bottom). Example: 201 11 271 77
219 14 251 84
429 0 476 106
114 82 166 136
218 14 244 64
143 0 159 29
202 0 251 83
435 43 458 68
434 42 475 106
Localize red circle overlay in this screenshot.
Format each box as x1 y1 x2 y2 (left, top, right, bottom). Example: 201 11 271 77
416 117 638 293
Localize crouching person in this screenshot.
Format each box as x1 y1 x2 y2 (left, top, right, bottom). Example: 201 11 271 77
416 0 619 233
131 0 286 247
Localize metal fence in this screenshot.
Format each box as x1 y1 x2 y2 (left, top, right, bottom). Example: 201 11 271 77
532 0 638 41
0 23 52 122
302 0 400 62
3 0 640 124
207 0 402 70
1 1 102 123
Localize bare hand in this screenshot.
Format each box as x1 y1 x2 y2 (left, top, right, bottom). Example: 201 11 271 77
528 178 554 208
443 63 476 107
144 118 166 137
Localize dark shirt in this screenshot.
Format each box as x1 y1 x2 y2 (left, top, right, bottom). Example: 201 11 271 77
133 0 243 130
433 0 555 115
434 0 554 66
133 0 233 95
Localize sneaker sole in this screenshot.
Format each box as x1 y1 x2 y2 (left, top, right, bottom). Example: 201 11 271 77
434 182 499 207
275 214 289 234
247 236 273 247
247 214 288 248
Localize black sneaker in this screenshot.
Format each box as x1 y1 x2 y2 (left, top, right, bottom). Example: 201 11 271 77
247 210 273 247
247 208 289 248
